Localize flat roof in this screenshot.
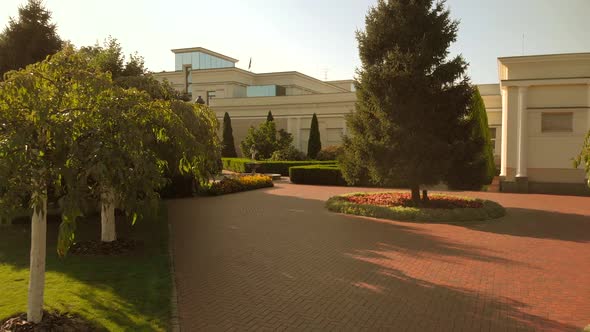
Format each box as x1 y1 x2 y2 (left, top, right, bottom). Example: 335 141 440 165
499 52 590 63
171 47 239 63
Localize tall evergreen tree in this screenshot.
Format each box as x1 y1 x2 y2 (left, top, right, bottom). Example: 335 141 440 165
341 0 473 203
222 112 238 157
267 110 274 122
307 113 322 159
446 87 496 189
0 0 62 77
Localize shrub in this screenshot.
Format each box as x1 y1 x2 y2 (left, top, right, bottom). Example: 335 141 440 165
269 146 307 161
205 174 273 196
325 192 506 222
240 121 294 160
221 158 337 176
316 145 343 161
158 175 195 198
289 165 346 186
307 113 321 159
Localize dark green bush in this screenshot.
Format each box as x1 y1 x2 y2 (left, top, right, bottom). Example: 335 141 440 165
159 175 195 198
221 158 337 176
316 145 343 161
289 165 346 186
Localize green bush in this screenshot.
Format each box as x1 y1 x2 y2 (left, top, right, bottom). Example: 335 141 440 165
289 165 346 186
325 193 506 222
316 145 343 161
221 158 337 176
204 174 273 196
269 146 307 161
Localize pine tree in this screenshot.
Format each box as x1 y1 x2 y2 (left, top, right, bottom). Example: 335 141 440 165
0 0 62 77
341 0 473 203
307 113 321 159
267 110 274 122
446 88 496 189
222 112 237 157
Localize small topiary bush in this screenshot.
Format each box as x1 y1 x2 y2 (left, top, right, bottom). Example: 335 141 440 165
326 192 505 222
204 174 273 196
289 165 346 186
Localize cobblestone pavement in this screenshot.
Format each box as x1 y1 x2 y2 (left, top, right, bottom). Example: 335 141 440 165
168 182 590 331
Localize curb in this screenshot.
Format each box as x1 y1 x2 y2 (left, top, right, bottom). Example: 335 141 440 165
168 221 181 332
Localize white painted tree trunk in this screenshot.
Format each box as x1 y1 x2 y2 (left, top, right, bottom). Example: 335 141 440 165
27 194 47 323
101 189 116 242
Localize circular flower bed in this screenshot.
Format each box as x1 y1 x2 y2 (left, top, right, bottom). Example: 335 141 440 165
326 192 505 222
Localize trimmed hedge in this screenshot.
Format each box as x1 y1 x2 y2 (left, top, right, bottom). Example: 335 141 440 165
205 174 273 196
221 158 337 176
289 165 346 186
326 192 506 222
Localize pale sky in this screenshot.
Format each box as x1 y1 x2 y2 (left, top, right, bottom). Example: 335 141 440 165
1 0 589 83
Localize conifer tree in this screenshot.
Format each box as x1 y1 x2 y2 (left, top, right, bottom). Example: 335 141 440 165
446 87 496 189
307 113 321 159
0 0 62 77
222 112 238 157
341 0 473 203
267 110 274 122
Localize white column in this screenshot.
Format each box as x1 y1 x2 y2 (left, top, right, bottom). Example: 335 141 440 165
516 86 528 178
296 117 302 150
500 87 508 177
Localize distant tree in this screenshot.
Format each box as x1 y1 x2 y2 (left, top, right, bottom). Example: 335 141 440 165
240 121 294 160
575 132 590 188
0 0 62 77
222 112 237 157
446 87 496 189
267 110 274 122
340 0 473 204
307 113 322 159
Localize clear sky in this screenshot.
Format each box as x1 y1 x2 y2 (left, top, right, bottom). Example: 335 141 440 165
1 0 588 83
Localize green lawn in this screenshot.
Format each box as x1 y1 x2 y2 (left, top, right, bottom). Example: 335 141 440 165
0 207 171 331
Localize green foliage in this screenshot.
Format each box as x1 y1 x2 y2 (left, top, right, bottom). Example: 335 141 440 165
289 165 346 186
316 145 343 161
341 0 473 201
269 146 307 161
222 112 237 157
446 87 496 190
307 113 322 159
221 158 337 176
0 0 62 77
326 193 506 222
204 175 273 196
240 121 294 160
574 131 590 188
266 110 274 122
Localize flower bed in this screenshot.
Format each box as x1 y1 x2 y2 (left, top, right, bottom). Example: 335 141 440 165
205 174 273 196
326 192 505 222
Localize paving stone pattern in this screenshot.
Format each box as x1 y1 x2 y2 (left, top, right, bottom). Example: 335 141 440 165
168 182 590 331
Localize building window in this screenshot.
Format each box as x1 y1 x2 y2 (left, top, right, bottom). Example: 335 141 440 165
207 91 216 105
541 112 573 133
488 127 497 154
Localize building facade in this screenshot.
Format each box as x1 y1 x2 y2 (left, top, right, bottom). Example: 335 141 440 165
154 47 590 195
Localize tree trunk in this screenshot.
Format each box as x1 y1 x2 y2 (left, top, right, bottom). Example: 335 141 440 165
410 185 420 205
27 193 47 323
422 190 429 203
101 189 116 242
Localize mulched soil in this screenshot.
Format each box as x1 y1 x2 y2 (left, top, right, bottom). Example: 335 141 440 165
69 239 141 256
345 192 483 209
0 311 97 332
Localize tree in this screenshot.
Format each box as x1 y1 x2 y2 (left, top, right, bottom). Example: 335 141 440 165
0 0 62 77
222 112 237 157
446 87 496 189
0 45 112 323
307 113 321 159
240 121 294 160
574 132 590 188
267 110 274 122
341 0 473 203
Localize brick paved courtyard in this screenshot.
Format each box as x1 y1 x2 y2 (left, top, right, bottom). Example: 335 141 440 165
168 182 590 331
